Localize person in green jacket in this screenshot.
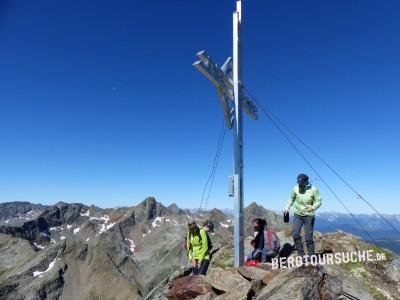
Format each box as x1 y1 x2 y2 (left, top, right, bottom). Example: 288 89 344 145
283 173 322 259
187 221 210 275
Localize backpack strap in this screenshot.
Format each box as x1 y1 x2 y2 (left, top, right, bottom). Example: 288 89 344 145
198 227 204 241
267 229 273 250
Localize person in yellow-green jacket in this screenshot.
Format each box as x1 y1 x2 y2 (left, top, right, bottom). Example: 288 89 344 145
283 173 322 259
187 221 211 275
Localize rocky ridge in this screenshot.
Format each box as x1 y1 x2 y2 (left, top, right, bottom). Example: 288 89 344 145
0 198 236 299
157 230 400 300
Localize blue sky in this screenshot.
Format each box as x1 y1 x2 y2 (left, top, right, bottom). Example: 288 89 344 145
0 0 399 213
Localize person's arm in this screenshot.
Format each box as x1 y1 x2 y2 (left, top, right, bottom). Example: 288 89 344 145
312 188 322 210
187 233 193 260
197 229 209 263
284 188 296 210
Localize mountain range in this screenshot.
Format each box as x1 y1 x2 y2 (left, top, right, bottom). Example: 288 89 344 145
313 212 400 254
0 199 399 300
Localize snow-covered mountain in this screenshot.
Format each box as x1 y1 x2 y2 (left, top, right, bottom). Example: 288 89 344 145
314 212 400 239
0 200 399 299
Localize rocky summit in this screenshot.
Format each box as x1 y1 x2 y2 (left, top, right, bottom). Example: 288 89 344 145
0 199 399 300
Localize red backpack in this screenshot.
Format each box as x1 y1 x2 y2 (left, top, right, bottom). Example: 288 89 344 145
263 229 280 252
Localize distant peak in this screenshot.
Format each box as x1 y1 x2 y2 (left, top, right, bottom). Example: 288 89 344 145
55 201 67 207
167 203 183 214
245 202 266 211
168 203 180 210
137 197 157 207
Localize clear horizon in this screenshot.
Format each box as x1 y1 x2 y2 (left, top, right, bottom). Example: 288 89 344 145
0 0 399 214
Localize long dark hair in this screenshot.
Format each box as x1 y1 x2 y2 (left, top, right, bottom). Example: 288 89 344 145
252 218 267 231
188 221 200 236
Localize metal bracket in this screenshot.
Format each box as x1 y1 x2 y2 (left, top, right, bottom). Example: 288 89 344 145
228 175 238 197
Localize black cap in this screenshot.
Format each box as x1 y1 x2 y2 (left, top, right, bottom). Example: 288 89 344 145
297 174 309 183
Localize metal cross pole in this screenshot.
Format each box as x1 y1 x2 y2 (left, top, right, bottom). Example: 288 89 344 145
193 0 257 267
232 0 244 268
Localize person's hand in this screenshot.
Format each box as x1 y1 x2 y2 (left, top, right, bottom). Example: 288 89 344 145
307 207 315 212
191 259 198 268
283 209 289 215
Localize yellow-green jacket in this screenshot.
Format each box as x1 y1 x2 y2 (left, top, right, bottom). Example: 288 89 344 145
285 185 322 216
187 228 210 262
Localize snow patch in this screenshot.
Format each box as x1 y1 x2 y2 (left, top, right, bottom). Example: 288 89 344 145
73 228 80 235
98 222 115 234
86 238 90 242
89 215 110 222
66 224 72 229
33 257 57 277
80 210 90 217
5 220 9 224
187 215 193 220
90 214 114 234
33 242 46 250
98 224 106 234
125 238 135 253
166 218 171 222
106 222 115 230
60 236 66 240
220 222 230 228
152 217 163 228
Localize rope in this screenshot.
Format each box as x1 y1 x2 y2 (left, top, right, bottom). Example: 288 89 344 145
204 124 227 210
199 119 227 211
244 87 400 237
243 87 377 242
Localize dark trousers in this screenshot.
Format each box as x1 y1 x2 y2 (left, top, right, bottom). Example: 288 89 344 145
193 259 210 275
292 213 315 256
249 249 278 262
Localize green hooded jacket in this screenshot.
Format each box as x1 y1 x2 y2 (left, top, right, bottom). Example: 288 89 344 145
187 228 210 262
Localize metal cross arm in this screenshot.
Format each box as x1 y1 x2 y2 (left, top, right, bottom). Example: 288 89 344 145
193 51 234 129
193 50 258 125
193 51 234 99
